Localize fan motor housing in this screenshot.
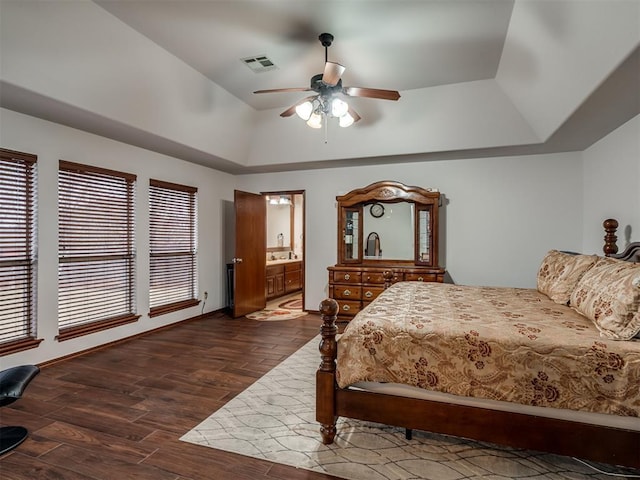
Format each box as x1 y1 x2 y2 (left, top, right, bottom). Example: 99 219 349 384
310 73 342 94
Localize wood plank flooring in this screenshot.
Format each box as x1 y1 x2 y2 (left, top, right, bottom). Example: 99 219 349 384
1 311 341 480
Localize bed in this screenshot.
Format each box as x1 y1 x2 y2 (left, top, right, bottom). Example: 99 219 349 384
316 220 640 468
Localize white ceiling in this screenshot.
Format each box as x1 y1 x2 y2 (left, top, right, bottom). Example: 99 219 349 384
1 0 639 174
95 0 514 112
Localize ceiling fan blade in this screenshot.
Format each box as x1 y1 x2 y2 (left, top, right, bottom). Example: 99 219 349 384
279 104 298 118
348 107 362 123
254 87 312 94
343 87 401 101
322 61 345 86
280 95 317 117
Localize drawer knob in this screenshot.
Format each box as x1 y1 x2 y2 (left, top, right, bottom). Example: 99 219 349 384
417 276 424 281
344 274 350 280
342 305 350 311
365 291 373 298
343 289 351 296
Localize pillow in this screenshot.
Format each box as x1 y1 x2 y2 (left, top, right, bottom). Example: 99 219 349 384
536 250 598 304
569 257 640 340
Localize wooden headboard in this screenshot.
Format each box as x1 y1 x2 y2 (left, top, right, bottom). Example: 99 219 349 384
604 218 640 262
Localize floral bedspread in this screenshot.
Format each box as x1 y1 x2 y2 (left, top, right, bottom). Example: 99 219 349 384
336 282 640 417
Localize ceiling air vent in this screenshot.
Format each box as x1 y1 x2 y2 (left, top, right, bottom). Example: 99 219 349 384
242 55 278 73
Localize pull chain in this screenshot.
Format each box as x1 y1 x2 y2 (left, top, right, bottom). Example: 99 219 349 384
324 113 328 144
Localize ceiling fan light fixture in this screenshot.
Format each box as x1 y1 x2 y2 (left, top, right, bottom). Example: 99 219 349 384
307 112 323 129
295 101 313 120
254 33 399 135
339 112 355 128
331 98 349 117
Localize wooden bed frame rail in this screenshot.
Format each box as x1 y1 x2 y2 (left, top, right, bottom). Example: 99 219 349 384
317 219 640 468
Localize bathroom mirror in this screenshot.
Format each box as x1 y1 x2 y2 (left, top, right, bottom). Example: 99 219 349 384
266 195 293 251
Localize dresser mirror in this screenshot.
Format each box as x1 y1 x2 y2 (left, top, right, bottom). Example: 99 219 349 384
337 181 440 267
330 181 444 320
362 202 414 260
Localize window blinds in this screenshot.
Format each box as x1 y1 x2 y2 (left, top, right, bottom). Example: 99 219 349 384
0 149 39 354
149 179 198 316
58 161 139 340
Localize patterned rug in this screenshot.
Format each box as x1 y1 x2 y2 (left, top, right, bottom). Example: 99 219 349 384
245 308 307 321
180 338 638 479
279 298 303 309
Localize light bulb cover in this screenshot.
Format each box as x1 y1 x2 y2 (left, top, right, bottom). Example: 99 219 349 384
339 112 355 128
295 101 313 120
331 98 349 117
307 112 323 129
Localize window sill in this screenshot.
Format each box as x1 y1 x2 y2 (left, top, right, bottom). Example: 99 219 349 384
149 299 200 318
0 337 43 356
57 314 141 342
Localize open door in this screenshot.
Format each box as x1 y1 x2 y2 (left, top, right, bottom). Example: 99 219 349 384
233 190 266 318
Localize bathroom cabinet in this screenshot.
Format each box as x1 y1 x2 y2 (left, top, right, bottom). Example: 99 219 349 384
266 261 302 300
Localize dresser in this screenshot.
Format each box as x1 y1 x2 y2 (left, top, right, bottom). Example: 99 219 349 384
328 181 446 321
328 265 444 319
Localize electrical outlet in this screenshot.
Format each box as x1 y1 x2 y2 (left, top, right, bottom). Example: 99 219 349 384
204 291 208 300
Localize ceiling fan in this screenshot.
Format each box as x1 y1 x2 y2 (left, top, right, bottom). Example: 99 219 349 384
254 33 401 128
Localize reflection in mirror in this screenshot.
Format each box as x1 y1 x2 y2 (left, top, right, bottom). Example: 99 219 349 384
344 210 359 260
418 208 431 263
363 202 414 260
365 232 381 257
266 195 292 250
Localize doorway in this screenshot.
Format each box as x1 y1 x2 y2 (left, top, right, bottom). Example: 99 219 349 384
263 190 305 312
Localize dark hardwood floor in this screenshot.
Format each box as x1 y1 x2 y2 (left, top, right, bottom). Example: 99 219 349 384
1 311 341 479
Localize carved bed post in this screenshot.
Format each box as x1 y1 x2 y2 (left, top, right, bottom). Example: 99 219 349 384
603 218 619 256
317 298 339 444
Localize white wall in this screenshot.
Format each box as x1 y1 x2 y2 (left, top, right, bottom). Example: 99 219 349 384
0 0 254 166
237 151 584 311
497 0 640 140
582 114 640 253
2 107 637 368
0 108 236 367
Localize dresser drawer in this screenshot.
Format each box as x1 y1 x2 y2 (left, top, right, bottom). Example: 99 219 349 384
333 285 362 300
332 270 362 284
361 286 385 301
361 271 386 284
336 300 361 316
404 273 439 282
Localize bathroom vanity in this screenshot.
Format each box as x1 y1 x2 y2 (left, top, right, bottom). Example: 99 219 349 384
266 259 302 300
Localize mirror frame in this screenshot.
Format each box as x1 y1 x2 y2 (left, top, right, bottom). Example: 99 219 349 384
336 180 440 267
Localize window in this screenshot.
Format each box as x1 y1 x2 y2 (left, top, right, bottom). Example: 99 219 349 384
149 179 198 316
0 148 41 355
58 161 139 341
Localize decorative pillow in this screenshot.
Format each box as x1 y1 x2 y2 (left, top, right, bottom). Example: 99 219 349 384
569 257 640 340
536 250 598 305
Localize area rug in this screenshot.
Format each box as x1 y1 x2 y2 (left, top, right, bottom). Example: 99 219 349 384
180 337 638 480
245 308 307 321
278 298 303 310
